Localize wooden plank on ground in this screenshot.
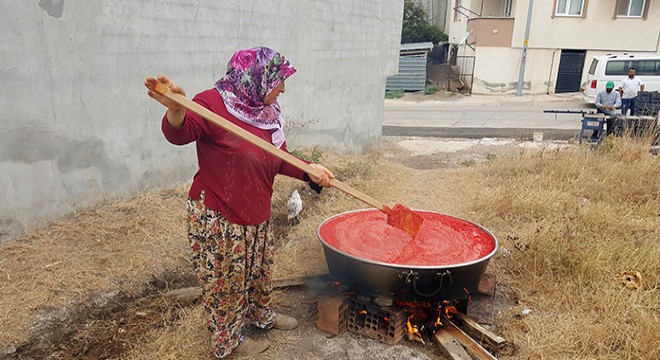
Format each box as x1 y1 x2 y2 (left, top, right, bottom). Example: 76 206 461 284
163 273 331 303
441 314 498 360
433 329 472 360
272 273 330 289
453 312 506 349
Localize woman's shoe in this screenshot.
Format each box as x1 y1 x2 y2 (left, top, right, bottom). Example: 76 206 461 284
233 337 270 356
273 313 299 330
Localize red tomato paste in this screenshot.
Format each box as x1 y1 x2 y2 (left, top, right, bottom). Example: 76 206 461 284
319 210 495 266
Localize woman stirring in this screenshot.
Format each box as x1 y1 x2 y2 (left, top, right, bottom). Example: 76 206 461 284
144 47 334 358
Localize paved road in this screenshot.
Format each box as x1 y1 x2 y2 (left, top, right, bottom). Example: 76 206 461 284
382 94 594 140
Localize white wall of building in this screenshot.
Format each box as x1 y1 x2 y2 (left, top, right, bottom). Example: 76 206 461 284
459 1 659 94
447 0 470 44
512 1 660 52
471 46 658 94
0 0 404 242
470 47 560 94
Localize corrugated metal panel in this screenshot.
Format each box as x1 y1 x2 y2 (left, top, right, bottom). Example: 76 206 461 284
400 42 434 52
386 55 428 91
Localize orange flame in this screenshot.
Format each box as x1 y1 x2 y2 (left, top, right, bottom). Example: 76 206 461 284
433 310 443 328
358 310 367 315
406 314 425 344
444 305 458 318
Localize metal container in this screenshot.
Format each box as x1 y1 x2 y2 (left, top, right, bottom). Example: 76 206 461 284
317 209 498 301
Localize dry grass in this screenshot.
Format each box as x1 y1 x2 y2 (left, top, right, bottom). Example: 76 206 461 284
1 135 658 359
452 136 660 359
0 185 192 348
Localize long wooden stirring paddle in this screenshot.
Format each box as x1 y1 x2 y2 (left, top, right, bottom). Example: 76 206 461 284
151 80 424 236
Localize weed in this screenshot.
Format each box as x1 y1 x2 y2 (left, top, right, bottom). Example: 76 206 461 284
336 160 375 180
424 84 439 95
385 89 404 99
290 148 323 163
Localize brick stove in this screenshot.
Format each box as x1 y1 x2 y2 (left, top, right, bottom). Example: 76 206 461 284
345 296 408 345
314 274 504 359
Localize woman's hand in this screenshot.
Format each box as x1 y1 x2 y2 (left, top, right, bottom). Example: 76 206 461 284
144 75 187 128
307 164 335 187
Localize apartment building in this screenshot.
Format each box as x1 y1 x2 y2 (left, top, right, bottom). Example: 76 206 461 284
444 0 659 94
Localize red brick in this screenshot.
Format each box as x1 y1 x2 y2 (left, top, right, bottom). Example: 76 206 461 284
477 273 497 296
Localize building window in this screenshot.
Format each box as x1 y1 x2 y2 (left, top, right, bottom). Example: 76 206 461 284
617 0 646 16
556 0 584 16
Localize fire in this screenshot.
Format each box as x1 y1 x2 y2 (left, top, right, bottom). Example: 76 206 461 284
395 300 461 342
445 305 458 318
358 309 367 315
433 310 443 328
406 314 425 344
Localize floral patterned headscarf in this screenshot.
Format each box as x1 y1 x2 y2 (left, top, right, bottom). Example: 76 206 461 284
215 47 297 148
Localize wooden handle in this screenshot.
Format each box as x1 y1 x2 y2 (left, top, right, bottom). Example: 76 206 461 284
153 82 386 211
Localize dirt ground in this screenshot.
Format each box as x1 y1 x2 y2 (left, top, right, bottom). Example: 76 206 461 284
2 134 657 360
0 136 530 360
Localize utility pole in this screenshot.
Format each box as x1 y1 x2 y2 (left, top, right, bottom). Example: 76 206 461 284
516 0 534 96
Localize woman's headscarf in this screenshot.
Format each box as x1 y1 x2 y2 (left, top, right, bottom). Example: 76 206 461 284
215 47 297 148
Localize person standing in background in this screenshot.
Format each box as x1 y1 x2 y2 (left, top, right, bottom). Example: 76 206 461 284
619 68 644 116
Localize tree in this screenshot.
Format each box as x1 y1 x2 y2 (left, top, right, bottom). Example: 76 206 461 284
401 0 448 44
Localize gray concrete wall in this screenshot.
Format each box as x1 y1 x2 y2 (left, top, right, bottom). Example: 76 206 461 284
0 0 404 242
412 0 449 30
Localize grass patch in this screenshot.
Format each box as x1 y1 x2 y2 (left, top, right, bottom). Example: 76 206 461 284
454 135 659 359
423 83 439 95
385 89 404 99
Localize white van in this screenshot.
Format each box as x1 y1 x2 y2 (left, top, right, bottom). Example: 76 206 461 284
581 53 660 103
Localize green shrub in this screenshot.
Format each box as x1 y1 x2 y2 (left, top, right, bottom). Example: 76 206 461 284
385 89 405 99
423 84 439 95
401 0 448 44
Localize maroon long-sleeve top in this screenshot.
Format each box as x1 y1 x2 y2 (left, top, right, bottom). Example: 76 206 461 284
161 89 308 226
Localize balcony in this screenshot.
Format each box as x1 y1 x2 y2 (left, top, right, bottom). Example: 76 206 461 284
466 17 515 47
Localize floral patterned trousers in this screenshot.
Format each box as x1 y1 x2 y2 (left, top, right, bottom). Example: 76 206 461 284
187 192 275 358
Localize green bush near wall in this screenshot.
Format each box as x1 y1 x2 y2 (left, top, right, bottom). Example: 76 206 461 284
401 0 448 44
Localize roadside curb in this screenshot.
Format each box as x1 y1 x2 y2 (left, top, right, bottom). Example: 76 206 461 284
382 126 579 141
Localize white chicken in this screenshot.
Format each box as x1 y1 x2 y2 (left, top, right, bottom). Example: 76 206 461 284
287 190 303 223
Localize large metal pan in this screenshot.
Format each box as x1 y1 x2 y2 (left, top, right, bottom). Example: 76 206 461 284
317 209 498 301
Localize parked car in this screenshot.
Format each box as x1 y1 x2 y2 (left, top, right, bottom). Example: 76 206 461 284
580 53 660 103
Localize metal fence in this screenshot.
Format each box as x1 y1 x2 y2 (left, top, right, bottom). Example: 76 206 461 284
448 55 475 95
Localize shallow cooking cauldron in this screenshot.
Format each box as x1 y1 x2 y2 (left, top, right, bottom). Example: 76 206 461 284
317 209 498 301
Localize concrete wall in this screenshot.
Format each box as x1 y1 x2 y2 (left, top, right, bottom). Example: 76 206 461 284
0 0 404 242
470 47 559 94
467 18 514 47
412 0 449 30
